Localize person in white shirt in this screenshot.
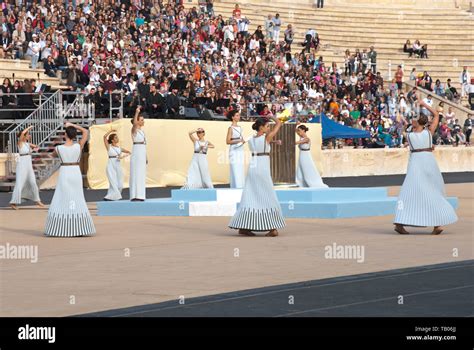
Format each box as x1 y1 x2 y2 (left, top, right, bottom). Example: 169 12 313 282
28 34 41 69
459 66 471 98
264 15 273 41
272 14 282 43
249 35 260 51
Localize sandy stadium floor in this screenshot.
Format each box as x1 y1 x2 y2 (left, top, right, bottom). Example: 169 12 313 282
0 184 472 316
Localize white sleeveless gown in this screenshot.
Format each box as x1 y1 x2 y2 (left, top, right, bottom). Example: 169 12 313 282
394 129 458 226
229 134 285 231
45 143 95 237
104 145 123 201
129 129 147 200
10 142 41 205
295 137 328 188
182 140 213 189
229 125 245 188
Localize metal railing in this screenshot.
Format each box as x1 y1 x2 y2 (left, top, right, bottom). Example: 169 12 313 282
5 91 62 179
404 81 473 125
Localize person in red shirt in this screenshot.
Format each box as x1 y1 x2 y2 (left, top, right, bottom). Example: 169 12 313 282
232 4 242 19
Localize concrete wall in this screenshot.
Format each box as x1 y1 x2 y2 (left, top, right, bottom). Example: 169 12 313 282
320 147 474 177
1 146 472 188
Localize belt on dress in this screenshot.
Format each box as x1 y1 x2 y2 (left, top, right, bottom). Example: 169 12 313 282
19 153 31 156
231 137 240 140
300 149 310 151
133 142 146 145
194 151 207 154
61 162 80 166
109 156 119 159
252 152 270 156
410 148 433 153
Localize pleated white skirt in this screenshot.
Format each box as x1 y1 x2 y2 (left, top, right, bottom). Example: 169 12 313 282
10 155 40 205
129 144 146 200
229 146 245 188
45 165 95 237
394 153 458 227
104 159 123 201
182 154 213 189
296 151 328 188
229 156 285 231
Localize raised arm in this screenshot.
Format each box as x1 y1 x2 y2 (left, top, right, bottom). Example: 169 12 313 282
103 130 115 150
65 122 89 150
131 106 142 135
207 141 215 149
419 100 440 134
266 115 282 143
188 129 198 143
19 126 34 143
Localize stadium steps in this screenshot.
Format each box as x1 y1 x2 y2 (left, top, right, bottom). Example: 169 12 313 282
0 58 68 90
213 2 474 90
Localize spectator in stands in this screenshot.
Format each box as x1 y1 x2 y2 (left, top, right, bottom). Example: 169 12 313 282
412 40 422 58
452 119 466 146
55 49 69 71
395 65 404 92
434 79 445 97
272 13 282 43
44 55 58 78
315 0 324 8
445 79 459 101
459 66 471 99
166 88 181 118
464 114 472 146
232 4 242 19
66 63 85 90
421 71 433 91
284 24 294 46
1 31 13 59
409 68 417 81
421 44 428 59
264 14 274 41
0 78 13 108
18 79 35 108
368 46 377 74
403 40 414 57
28 34 41 69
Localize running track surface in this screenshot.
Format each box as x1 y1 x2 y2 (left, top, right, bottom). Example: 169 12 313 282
78 260 474 317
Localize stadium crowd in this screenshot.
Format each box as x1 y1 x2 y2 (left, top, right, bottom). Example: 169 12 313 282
0 0 471 148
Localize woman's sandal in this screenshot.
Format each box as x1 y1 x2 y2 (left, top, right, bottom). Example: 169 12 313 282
265 229 279 237
10 204 18 210
394 225 410 235
431 227 443 235
238 229 255 236
36 201 45 208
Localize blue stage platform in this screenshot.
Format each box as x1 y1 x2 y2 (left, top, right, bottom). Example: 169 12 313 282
96 187 459 219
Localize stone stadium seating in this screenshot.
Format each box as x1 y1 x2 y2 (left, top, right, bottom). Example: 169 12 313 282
213 0 474 91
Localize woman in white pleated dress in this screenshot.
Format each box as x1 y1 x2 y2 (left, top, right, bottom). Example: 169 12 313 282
229 116 286 237
103 130 131 201
295 124 328 188
182 128 215 189
226 110 245 188
10 125 44 209
129 106 147 201
45 122 95 237
394 99 458 235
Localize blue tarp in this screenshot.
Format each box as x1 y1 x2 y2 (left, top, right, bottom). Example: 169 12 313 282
314 114 370 140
